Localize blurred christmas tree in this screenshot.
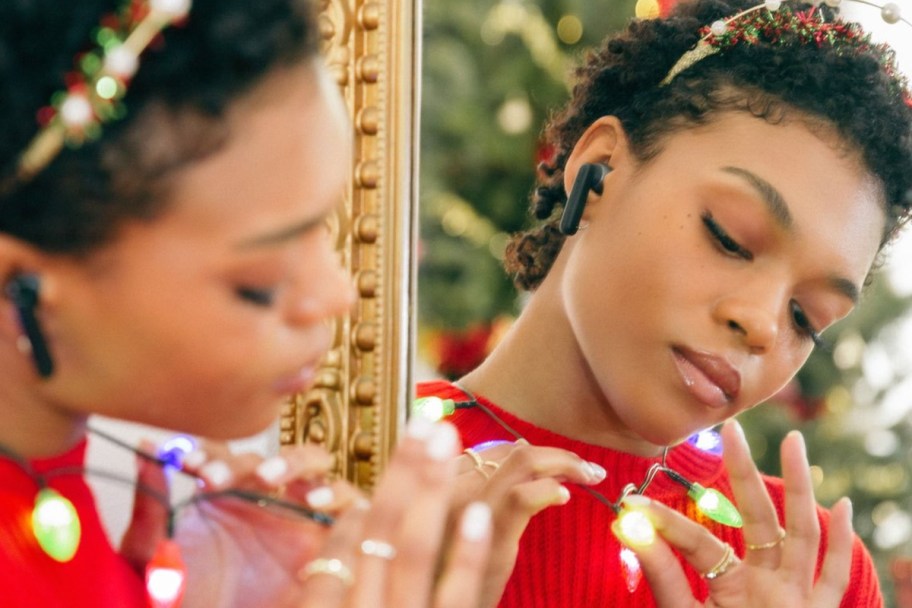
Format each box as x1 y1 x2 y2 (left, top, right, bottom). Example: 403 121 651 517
419 0 912 604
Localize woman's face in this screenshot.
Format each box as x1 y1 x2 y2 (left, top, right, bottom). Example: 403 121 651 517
560 112 885 446
39 63 354 438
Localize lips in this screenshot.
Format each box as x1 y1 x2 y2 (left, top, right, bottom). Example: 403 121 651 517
672 346 741 407
272 364 318 395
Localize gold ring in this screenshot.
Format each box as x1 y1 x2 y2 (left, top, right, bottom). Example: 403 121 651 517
746 527 786 551
702 544 737 580
299 557 354 587
463 448 494 480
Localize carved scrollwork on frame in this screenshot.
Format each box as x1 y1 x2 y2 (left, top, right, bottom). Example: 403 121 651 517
279 0 419 491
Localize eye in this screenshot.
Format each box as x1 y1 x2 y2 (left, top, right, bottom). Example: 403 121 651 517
789 299 826 349
701 212 753 261
235 286 277 307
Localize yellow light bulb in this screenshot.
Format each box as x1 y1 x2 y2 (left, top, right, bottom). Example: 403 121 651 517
612 508 656 547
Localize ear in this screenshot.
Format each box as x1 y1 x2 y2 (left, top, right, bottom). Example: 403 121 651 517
0 235 55 341
562 116 631 198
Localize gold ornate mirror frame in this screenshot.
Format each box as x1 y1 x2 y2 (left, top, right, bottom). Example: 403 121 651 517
279 0 419 490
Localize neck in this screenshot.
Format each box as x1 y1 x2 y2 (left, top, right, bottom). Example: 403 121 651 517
0 355 87 458
459 274 664 458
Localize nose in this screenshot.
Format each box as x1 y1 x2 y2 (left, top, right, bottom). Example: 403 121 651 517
712 294 780 354
284 241 355 327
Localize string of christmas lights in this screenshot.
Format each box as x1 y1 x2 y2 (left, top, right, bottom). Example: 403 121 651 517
413 393 742 592
0 427 334 608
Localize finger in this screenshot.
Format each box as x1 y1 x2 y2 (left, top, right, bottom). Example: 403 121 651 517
484 444 604 495
298 502 369 608
812 497 853 607
721 419 782 568
434 502 493 608
611 500 697 608
624 497 745 599
349 419 460 608
255 444 335 487
119 439 171 575
779 430 821 590
387 428 462 608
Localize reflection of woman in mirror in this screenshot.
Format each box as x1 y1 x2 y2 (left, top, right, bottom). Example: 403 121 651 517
0 1 493 606
418 0 912 605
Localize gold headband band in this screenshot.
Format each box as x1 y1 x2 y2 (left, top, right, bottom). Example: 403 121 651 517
660 0 911 106
4 0 192 194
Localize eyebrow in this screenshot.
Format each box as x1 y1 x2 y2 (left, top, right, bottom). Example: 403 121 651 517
234 212 331 249
721 166 793 230
720 166 860 305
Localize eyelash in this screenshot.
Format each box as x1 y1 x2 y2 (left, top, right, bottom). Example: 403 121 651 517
701 211 826 348
235 286 277 307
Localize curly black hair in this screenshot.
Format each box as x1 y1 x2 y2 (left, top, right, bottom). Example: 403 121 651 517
505 0 912 291
0 0 319 254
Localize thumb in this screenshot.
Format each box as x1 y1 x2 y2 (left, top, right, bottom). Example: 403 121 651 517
120 439 171 575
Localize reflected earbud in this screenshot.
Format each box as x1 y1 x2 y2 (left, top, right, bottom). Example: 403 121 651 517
559 162 611 236
4 274 54 378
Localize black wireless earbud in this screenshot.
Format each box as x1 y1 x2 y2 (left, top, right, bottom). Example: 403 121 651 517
4 274 54 378
559 162 611 236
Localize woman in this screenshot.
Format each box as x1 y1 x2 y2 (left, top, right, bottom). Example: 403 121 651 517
0 0 512 606
418 0 912 606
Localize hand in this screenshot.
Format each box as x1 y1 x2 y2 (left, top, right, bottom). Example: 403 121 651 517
617 420 854 608
121 438 361 608
298 417 494 608
450 439 608 608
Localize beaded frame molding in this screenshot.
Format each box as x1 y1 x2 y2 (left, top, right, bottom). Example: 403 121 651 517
660 0 912 108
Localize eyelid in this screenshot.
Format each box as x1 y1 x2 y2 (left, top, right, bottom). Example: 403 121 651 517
701 212 753 261
236 286 277 307
789 300 827 349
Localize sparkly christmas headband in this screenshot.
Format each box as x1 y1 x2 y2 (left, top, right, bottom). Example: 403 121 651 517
660 0 912 107
6 0 192 192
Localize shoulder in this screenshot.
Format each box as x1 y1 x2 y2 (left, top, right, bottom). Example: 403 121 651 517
760 476 883 607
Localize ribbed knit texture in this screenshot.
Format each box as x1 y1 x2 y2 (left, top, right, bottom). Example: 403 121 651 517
0 439 146 607
419 380 883 608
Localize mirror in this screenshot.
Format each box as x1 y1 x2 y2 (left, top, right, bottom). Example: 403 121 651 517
415 0 912 603
280 0 420 490
282 0 912 601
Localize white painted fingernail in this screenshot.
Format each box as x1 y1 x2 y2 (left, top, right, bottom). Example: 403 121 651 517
622 494 651 507
256 456 289 484
182 450 207 469
200 460 232 488
557 486 571 504
460 502 492 542
306 486 335 508
407 414 435 440
585 461 607 482
427 423 459 461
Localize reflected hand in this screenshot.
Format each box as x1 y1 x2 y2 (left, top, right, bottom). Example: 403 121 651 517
618 420 854 608
298 417 494 608
121 438 360 608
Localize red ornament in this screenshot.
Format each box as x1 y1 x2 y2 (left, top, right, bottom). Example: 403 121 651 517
145 539 187 608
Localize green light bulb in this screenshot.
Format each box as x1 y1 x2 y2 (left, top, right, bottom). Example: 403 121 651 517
412 397 455 422
688 483 742 528
32 488 81 562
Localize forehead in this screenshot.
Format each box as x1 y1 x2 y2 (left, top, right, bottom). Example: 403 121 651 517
156 61 350 245
644 112 886 278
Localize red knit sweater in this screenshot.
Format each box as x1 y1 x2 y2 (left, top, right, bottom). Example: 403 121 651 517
418 381 883 608
0 440 146 607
